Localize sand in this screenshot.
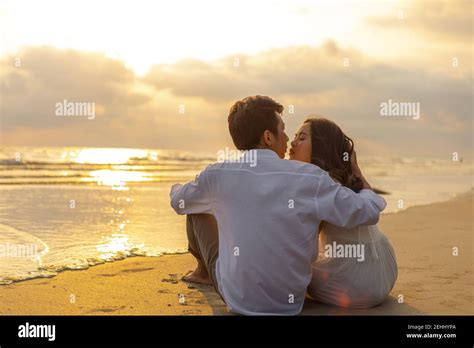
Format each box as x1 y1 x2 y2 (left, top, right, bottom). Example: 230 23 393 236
0 190 472 315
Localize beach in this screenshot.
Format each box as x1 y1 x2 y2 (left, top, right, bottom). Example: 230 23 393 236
1 190 472 315
1 146 473 286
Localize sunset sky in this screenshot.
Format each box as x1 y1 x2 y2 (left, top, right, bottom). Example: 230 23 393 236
0 0 472 158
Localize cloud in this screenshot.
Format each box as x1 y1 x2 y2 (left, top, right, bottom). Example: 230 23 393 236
0 41 472 157
143 41 363 101
143 40 471 150
366 0 472 42
0 46 150 130
0 46 232 151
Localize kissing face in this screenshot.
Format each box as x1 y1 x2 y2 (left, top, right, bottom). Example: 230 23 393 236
289 123 312 163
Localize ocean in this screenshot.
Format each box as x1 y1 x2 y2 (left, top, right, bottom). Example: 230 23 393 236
0 146 472 284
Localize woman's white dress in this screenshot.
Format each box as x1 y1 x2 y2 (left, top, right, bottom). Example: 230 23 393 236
307 223 398 308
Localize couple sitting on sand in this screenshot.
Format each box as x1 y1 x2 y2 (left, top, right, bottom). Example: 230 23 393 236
170 95 397 315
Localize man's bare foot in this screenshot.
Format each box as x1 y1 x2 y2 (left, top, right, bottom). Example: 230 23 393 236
182 261 212 285
182 269 213 285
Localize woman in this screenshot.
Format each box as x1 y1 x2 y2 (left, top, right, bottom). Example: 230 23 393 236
289 117 398 308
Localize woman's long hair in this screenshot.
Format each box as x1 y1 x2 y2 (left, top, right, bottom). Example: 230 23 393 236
304 117 363 193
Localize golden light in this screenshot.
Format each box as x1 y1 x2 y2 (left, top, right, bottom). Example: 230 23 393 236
97 233 132 259
90 169 150 189
0 0 403 75
74 148 149 164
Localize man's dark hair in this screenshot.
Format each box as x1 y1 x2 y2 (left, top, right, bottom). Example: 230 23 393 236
227 95 284 150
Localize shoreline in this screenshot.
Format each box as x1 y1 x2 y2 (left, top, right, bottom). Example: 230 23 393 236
0 189 472 315
2 188 471 286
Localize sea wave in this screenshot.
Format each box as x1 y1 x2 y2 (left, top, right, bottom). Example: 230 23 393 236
0 221 189 285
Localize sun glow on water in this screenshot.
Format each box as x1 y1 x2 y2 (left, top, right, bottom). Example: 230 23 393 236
90 170 150 190
73 148 149 164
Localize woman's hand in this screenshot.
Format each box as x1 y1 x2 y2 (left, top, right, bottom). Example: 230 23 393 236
351 150 372 190
350 150 361 176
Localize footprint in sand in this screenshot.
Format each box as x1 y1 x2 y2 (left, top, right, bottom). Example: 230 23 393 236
120 267 155 273
90 306 126 313
161 273 179 284
97 268 154 277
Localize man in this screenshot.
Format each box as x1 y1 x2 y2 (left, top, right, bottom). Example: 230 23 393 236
170 95 386 315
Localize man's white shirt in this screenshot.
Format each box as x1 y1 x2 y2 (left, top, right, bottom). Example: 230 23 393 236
170 149 386 315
